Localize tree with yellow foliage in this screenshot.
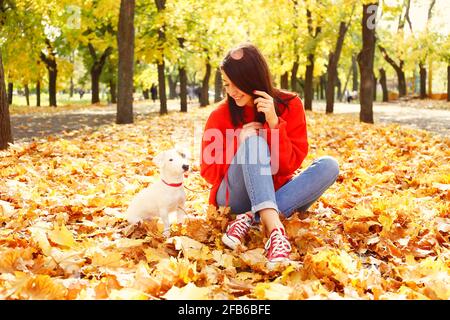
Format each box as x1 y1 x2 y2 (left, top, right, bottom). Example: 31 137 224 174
1 0 14 149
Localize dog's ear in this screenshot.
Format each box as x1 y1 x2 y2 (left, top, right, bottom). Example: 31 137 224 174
153 152 166 168
182 148 192 160
175 145 191 160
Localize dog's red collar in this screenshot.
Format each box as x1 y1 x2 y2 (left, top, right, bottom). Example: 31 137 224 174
161 179 183 187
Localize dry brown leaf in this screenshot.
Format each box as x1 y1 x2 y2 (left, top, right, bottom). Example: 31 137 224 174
1 104 449 300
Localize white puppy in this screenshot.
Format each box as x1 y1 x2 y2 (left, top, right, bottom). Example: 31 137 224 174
126 148 190 236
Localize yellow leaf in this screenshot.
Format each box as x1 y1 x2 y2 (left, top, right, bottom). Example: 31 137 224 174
344 205 375 219
162 282 211 300
436 218 450 233
211 250 234 268
0 200 14 218
279 265 296 283
304 249 359 285
423 278 450 299
48 224 77 248
144 247 170 263
154 257 198 285
378 211 397 232
109 288 149 300
185 218 211 242
239 248 267 272
133 261 161 294
91 250 123 268
432 183 450 191
9 272 67 300
30 227 52 256
0 248 34 273
254 282 293 300
397 285 429 300
167 236 211 261
113 238 145 249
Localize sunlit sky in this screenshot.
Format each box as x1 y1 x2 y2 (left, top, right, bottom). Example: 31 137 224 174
382 0 450 35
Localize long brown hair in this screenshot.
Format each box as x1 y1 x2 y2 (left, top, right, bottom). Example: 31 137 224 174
220 43 296 127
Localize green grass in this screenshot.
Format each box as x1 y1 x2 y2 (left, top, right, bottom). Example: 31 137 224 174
10 93 98 108
9 93 112 115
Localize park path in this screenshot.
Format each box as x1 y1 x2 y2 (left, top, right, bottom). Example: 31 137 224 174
10 100 450 143
313 101 450 137
10 100 184 143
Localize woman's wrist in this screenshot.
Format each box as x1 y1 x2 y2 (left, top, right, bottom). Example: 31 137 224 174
267 116 279 129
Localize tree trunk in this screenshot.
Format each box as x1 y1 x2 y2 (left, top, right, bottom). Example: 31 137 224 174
157 61 167 114
116 0 135 124
24 84 30 106
280 72 289 90
110 79 117 104
40 40 58 107
89 45 113 104
214 67 222 103
428 59 433 97
200 60 211 107
48 66 57 107
155 0 167 114
36 80 41 107
337 76 342 101
318 82 322 99
398 70 406 97
378 45 406 97
291 59 299 93
91 68 101 104
176 37 188 111
7 82 12 105
304 6 321 110
304 53 314 110
320 75 325 100
325 64 337 113
379 68 388 102
0 52 13 149
168 74 177 99
142 88 149 99
447 65 450 102
341 64 352 102
358 2 378 124
373 75 377 101
419 63 426 99
326 21 349 113
352 54 358 91
179 67 187 112
70 77 74 98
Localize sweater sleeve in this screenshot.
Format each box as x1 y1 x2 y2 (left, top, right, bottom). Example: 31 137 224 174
200 110 227 185
263 97 309 176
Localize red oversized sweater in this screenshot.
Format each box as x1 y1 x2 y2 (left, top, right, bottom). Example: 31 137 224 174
200 93 309 207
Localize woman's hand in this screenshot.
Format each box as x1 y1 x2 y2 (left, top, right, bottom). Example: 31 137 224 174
253 90 278 129
239 122 263 144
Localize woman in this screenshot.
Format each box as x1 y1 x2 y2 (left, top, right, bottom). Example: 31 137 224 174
200 43 339 266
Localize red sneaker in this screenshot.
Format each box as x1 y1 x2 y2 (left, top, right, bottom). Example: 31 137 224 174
265 228 292 263
221 212 254 249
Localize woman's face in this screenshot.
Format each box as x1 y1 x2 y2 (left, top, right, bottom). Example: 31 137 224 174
221 70 253 107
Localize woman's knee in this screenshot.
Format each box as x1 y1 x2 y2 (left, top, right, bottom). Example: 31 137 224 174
315 156 340 180
237 135 270 164
245 135 268 148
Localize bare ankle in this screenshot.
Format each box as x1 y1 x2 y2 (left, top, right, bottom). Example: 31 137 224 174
259 208 284 236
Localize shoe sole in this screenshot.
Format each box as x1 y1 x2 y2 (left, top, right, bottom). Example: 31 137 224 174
221 233 240 250
266 258 292 270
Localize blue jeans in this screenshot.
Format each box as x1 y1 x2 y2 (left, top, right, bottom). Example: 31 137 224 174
216 135 339 222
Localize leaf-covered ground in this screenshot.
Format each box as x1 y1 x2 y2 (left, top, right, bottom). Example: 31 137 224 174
0 104 449 300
